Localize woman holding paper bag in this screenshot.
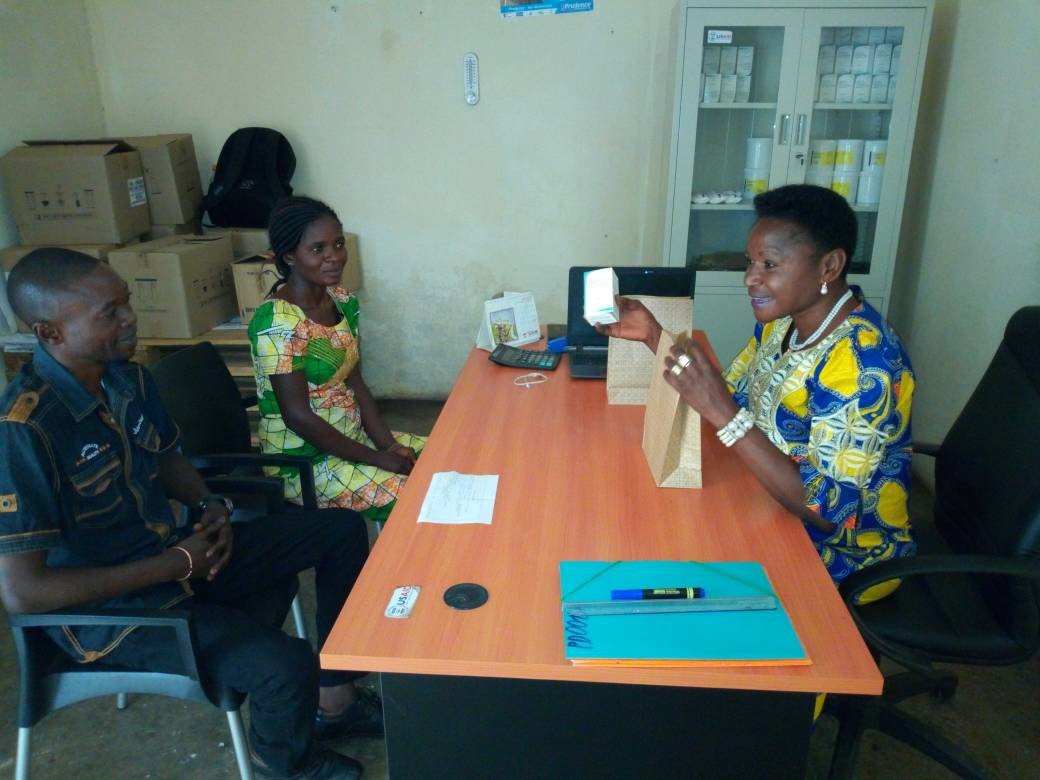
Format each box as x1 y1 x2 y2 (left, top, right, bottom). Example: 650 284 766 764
598 185 915 596
248 196 425 524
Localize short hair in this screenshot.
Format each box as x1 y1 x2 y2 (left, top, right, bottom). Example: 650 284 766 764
753 185 858 275
267 196 341 292
7 248 103 326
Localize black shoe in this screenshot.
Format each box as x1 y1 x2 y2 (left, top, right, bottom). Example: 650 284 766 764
314 687 385 741
252 744 363 780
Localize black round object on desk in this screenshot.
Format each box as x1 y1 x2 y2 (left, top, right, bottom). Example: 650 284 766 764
443 583 489 610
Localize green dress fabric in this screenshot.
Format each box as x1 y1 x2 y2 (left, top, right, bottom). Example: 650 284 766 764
248 287 425 523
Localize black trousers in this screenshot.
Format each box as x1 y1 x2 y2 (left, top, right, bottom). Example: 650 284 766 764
100 509 369 774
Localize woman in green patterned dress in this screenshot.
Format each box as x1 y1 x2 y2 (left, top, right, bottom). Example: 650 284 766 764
247 196 425 525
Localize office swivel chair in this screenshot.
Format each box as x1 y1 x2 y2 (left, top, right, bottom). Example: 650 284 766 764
150 340 315 640
826 306 1040 779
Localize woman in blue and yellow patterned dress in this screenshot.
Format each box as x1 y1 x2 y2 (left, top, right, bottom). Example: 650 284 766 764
601 185 915 595
248 196 425 525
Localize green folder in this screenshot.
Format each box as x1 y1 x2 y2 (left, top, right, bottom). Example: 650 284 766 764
560 560 809 667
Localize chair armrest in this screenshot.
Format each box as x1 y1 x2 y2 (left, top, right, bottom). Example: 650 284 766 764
203 474 286 515
912 442 941 458
190 452 318 509
9 608 201 680
839 555 1040 675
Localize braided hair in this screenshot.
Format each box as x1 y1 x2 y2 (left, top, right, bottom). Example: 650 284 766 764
267 196 341 294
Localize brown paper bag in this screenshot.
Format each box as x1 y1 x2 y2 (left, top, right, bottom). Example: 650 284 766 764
606 295 694 405
641 330 702 488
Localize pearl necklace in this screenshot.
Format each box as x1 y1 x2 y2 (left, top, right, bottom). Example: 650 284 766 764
788 288 853 351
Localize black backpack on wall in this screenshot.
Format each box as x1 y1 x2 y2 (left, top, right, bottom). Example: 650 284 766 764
201 127 296 227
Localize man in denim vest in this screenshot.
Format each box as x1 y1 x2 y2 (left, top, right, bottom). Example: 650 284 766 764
0 249 380 780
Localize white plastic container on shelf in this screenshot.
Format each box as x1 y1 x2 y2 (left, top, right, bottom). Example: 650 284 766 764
863 140 888 169
743 168 770 199
719 46 738 75
820 27 835 45
834 27 852 46
835 45 854 74
853 74 872 103
852 27 869 45
852 45 874 74
835 139 864 171
806 166 834 188
735 75 751 102
835 74 855 103
831 171 859 201
886 27 903 45
869 27 887 45
720 75 738 103
857 167 884 205
809 139 837 168
887 75 898 103
736 46 754 76
818 74 838 102
745 138 773 170
873 43 893 74
702 74 721 103
818 45 836 75
702 46 721 75
891 44 902 75
870 75 889 104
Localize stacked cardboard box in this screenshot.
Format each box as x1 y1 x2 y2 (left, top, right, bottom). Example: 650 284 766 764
126 134 203 236
1 140 151 245
108 235 236 338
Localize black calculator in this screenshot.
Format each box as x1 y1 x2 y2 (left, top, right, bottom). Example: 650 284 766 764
489 343 561 371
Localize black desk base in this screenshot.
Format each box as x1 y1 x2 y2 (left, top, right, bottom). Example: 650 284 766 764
382 673 813 779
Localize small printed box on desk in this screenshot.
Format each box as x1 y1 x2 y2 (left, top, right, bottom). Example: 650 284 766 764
1 243 128 333
0 140 151 245
124 134 202 226
583 267 619 326
107 235 236 338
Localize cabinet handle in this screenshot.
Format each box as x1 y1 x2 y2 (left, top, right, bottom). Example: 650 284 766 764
796 114 807 146
777 114 792 145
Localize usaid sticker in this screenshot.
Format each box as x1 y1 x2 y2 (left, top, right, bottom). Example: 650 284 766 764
127 176 148 207
385 585 421 618
706 29 733 44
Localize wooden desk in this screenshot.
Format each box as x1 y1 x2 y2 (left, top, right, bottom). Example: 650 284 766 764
322 336 881 779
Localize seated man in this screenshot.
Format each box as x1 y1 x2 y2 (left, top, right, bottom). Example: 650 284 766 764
0 249 381 780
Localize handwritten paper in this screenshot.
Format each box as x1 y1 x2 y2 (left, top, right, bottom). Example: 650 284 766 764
417 472 499 525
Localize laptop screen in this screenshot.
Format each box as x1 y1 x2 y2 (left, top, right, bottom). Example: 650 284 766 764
565 266 696 349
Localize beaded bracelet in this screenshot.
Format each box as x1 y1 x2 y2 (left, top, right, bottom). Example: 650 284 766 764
172 545 193 582
716 408 755 447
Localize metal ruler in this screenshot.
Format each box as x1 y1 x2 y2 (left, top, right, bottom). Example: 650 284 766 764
561 596 777 616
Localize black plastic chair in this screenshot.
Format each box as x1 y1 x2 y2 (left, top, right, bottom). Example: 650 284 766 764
826 306 1040 779
150 340 318 639
11 609 254 780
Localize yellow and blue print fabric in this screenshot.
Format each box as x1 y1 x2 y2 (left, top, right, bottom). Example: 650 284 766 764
724 294 916 583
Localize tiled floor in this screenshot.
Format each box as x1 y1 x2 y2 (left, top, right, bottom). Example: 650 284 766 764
0 399 1036 779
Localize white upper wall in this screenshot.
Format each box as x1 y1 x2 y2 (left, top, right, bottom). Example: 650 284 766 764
85 0 677 397
889 0 1040 485
0 0 105 366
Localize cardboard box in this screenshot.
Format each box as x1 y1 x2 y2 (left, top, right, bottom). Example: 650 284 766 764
107 235 235 338
0 140 150 244
202 226 270 259
2 243 126 333
125 134 202 225
145 222 197 241
231 255 281 324
206 227 361 289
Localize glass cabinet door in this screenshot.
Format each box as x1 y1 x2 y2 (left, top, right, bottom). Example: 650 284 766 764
793 9 925 287
665 9 802 284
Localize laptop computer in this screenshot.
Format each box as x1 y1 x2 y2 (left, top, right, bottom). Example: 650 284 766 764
566 266 695 379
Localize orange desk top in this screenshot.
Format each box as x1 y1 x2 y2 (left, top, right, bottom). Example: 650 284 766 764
321 337 883 696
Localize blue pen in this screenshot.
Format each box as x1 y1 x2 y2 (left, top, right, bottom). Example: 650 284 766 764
610 587 705 601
